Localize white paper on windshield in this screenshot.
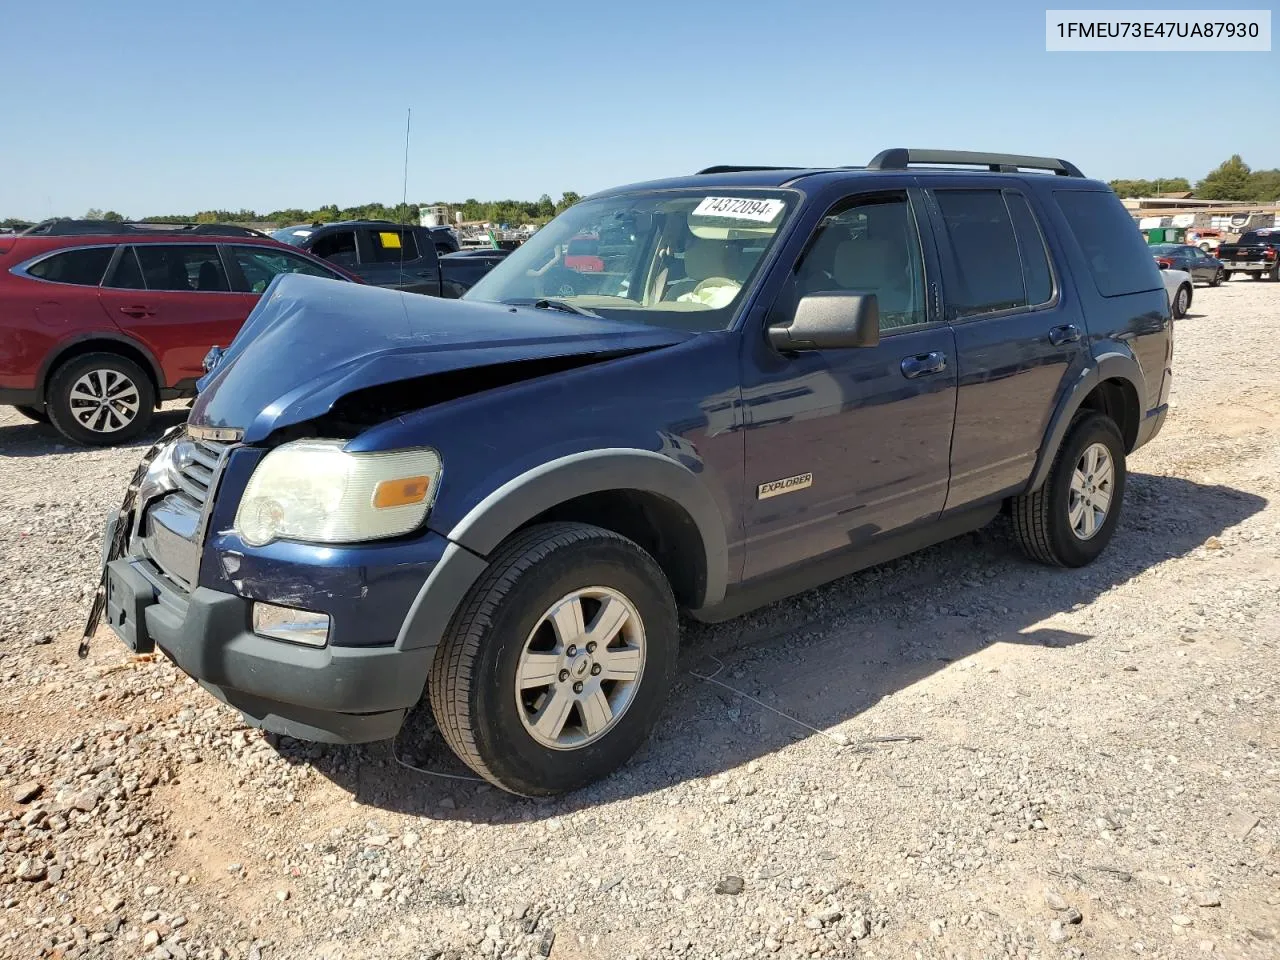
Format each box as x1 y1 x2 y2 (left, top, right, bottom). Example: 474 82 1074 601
692 197 784 223
291 229 313 237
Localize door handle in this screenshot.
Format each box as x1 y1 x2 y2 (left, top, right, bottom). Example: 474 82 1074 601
118 306 155 319
900 351 947 379
1048 324 1081 346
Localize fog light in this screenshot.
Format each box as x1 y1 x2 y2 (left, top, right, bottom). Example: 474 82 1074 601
252 602 330 647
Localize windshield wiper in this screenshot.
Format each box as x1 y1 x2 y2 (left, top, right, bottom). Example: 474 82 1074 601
531 298 598 318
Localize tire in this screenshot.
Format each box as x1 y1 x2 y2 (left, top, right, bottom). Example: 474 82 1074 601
13 405 49 424
1222 271 1232 282
1210 268 1225 287
1171 284 1191 318
1011 412 1127 568
1251 272 1266 281
428 522 679 796
45 353 155 446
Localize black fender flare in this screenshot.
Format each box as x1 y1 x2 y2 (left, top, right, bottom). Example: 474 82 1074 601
396 448 729 652
1024 351 1145 494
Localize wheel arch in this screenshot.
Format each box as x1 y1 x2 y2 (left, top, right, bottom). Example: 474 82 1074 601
1024 353 1144 494
396 449 730 655
38 334 165 407
448 449 728 612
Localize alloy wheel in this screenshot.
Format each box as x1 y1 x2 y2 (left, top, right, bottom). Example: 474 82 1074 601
68 369 141 434
515 586 646 750
1068 442 1115 541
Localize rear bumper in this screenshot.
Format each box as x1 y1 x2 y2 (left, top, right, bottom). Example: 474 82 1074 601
104 555 433 743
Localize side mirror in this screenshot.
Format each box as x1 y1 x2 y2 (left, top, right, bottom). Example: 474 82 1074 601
1157 261 1169 270
768 292 880 352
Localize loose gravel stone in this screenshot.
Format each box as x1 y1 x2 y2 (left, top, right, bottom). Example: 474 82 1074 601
1 286 1279 958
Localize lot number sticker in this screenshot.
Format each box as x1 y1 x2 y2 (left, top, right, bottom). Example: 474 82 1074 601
693 197 785 223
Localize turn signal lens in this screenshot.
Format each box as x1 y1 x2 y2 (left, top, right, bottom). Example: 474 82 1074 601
373 476 431 509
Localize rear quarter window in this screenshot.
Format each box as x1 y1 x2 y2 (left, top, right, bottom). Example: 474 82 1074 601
1054 190 1161 298
26 246 114 285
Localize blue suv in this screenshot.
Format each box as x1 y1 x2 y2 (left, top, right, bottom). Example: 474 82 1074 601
91 149 1173 796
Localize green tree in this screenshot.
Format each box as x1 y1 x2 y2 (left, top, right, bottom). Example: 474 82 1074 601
1196 155 1253 200
556 191 582 213
84 208 104 219
1246 169 1280 203
1108 177 1191 197
101 210 124 222
536 193 555 218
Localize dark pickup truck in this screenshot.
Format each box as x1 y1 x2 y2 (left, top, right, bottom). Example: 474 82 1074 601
1217 228 1280 281
94 148 1172 797
270 221 494 297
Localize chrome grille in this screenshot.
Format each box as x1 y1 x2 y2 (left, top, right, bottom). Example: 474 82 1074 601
172 437 229 510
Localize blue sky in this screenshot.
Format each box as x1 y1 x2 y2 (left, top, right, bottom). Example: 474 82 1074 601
1 0 1275 219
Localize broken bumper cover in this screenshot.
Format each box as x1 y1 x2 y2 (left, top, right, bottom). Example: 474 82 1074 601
102 555 432 743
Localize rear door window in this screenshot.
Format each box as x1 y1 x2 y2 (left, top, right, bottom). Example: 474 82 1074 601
104 247 146 289
26 247 115 285
1054 190 1161 297
134 245 229 292
933 189 1026 317
1003 191 1054 306
310 230 358 267
367 228 420 262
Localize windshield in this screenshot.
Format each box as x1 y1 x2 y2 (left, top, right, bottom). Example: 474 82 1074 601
269 226 315 247
463 190 796 331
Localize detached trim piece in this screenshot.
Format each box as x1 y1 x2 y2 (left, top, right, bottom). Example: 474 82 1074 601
867 148 1085 178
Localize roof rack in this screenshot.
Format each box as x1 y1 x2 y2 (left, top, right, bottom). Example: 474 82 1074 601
866 148 1084 178
695 165 798 175
19 219 267 238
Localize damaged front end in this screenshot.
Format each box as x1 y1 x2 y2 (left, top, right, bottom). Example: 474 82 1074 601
90 273 688 742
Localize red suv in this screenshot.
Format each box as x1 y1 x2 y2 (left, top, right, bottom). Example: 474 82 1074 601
0 221 358 445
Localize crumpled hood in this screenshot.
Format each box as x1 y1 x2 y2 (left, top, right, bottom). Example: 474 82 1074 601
190 273 689 442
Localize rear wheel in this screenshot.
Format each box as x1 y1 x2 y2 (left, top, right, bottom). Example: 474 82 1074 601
1210 268 1225 287
1011 412 1127 568
1222 271 1232 282
1172 284 1191 318
1251 272 1266 281
428 522 679 796
13 405 49 424
46 353 155 446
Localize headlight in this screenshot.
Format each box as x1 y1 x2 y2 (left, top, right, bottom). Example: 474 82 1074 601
234 440 441 547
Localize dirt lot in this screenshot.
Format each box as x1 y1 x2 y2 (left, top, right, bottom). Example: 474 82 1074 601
1 279 1278 960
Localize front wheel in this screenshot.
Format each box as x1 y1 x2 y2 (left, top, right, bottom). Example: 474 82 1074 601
1210 268 1225 287
427 522 678 796
1011 412 1127 568
1222 271 1232 282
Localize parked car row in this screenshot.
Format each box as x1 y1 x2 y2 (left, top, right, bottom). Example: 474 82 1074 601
0 219 509 445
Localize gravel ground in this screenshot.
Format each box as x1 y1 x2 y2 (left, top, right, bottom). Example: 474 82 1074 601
1 279 1278 960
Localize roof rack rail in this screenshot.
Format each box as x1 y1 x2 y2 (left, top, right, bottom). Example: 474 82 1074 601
696 165 796 175
866 148 1084 178
19 219 267 238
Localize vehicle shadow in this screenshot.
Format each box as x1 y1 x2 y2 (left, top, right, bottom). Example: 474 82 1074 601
278 472 1264 820
0 407 189 457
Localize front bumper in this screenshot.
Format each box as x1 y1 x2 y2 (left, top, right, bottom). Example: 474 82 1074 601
104 553 433 743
